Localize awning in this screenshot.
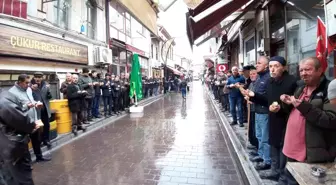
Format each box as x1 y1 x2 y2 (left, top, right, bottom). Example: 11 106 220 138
188 0 222 17
195 0 257 46
118 0 158 35
166 65 183 76
186 0 250 47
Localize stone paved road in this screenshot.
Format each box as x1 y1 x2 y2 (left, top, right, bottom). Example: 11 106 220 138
32 82 243 185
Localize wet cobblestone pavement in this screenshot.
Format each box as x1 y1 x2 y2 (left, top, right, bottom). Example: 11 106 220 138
32 83 243 185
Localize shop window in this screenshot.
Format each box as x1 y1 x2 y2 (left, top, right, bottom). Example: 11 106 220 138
112 46 120 64
86 0 97 39
244 36 255 64
156 46 159 60
0 74 11 81
257 30 263 48
120 66 126 74
110 64 118 75
53 0 70 29
151 44 154 58
120 50 126 64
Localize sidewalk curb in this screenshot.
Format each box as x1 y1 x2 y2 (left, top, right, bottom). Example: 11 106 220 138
31 94 165 161
206 89 262 185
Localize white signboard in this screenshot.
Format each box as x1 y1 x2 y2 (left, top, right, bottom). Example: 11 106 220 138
327 0 336 36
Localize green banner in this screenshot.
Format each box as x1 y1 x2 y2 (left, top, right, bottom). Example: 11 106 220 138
129 54 143 100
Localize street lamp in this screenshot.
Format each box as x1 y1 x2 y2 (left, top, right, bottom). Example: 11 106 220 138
161 38 175 93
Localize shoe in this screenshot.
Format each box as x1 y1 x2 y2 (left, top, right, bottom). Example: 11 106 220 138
88 118 93 122
248 150 258 156
36 156 51 162
94 115 102 119
78 125 87 132
239 123 244 127
255 162 271 171
259 171 279 181
83 121 90 125
247 144 257 150
230 121 238 126
250 156 263 163
72 129 78 136
43 141 52 149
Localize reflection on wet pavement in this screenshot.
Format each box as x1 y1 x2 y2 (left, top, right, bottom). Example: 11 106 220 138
32 82 242 185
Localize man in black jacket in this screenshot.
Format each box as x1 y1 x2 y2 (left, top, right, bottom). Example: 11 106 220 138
102 73 114 117
243 56 297 181
91 71 102 118
0 91 41 185
67 74 87 135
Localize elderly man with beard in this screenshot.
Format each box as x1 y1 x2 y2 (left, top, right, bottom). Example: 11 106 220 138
278 57 336 185
0 75 44 185
243 56 297 181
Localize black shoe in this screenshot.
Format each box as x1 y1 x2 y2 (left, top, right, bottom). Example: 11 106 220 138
255 162 271 171
247 144 257 150
43 141 51 149
250 156 263 163
78 125 87 132
230 121 238 126
259 171 279 181
72 129 78 136
88 118 93 122
248 150 258 156
36 156 51 162
239 123 244 127
94 115 102 119
83 121 90 125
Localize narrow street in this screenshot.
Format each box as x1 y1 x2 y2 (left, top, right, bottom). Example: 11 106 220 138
32 82 243 185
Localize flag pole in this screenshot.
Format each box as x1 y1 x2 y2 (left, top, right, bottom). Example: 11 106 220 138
324 0 329 60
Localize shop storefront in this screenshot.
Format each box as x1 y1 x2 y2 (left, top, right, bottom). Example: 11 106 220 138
109 38 127 76
126 44 149 76
0 24 89 98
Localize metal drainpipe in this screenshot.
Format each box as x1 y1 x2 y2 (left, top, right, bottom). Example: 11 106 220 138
105 0 110 46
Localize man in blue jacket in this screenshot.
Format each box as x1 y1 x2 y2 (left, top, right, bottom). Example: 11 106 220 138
226 66 246 127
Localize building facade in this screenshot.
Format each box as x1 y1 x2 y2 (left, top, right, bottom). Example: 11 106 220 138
0 0 108 98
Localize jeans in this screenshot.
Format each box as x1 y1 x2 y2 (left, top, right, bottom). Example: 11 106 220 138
229 96 243 123
255 113 271 164
221 94 229 110
103 96 113 115
153 87 158 96
181 88 186 98
92 96 100 117
83 98 93 120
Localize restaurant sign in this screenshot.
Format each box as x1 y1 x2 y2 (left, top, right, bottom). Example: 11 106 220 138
0 24 88 64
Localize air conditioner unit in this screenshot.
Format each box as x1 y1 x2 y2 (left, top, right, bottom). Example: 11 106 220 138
94 47 112 65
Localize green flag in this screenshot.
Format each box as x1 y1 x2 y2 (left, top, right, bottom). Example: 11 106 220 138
129 54 143 100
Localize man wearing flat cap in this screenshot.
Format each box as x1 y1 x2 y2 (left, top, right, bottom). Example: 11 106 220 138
30 72 52 161
243 56 297 181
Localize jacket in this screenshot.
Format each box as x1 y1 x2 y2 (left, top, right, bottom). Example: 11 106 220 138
101 79 114 97
252 71 297 146
293 75 336 163
92 77 102 96
112 81 121 98
217 76 226 96
31 80 52 119
248 81 257 112
8 84 38 123
0 91 35 162
67 83 85 112
226 75 245 98
78 75 94 98
60 81 71 99
254 70 271 114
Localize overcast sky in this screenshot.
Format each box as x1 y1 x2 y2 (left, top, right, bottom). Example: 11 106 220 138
157 0 209 64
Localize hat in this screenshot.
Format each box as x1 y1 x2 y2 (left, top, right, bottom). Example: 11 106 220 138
105 73 111 77
270 56 287 66
34 72 43 77
249 66 256 70
328 79 336 100
243 66 251 71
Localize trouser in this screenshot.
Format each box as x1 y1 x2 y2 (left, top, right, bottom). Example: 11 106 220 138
113 97 121 113
270 145 286 177
83 98 93 121
120 92 125 110
153 87 158 96
248 111 258 148
91 96 100 117
103 96 113 115
255 113 271 164
181 88 186 98
229 96 243 123
277 158 299 185
71 111 83 128
0 146 34 185
242 100 248 122
123 91 130 107
30 130 42 159
40 108 50 142
221 94 229 110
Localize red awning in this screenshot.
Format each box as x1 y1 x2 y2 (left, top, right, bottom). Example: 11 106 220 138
188 0 222 17
166 65 183 76
186 0 250 47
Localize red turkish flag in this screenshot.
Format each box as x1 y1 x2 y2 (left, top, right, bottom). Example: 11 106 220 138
316 17 334 72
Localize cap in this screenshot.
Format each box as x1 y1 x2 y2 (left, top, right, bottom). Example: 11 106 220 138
270 56 287 66
105 73 111 77
34 72 44 77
